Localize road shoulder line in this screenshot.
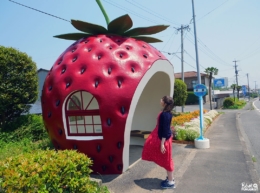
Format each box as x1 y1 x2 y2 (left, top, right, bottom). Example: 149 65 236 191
236 111 260 184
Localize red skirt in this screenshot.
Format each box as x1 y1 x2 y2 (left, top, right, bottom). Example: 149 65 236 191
142 126 174 171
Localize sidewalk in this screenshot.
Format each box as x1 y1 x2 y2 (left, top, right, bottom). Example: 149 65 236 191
93 102 259 192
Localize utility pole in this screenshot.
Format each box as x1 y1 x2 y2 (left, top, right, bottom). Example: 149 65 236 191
233 60 239 86
191 0 210 148
233 60 239 99
192 1 201 85
176 25 189 112
255 81 257 96
247 73 250 100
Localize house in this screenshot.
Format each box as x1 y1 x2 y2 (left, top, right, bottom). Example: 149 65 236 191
29 68 49 114
37 68 49 101
174 71 211 102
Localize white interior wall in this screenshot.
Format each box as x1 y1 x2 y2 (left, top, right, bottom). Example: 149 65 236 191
123 60 174 172
131 72 171 133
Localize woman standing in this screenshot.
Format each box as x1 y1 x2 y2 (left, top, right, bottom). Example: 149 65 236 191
142 96 175 189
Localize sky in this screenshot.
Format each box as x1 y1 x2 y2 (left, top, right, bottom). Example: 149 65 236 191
1 0 260 89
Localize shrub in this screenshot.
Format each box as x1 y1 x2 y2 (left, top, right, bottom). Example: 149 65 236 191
0 114 48 142
0 150 108 193
175 129 186 141
185 92 199 104
0 46 38 129
250 93 258 98
172 110 207 126
173 79 188 107
223 97 235 108
185 129 200 141
175 128 200 141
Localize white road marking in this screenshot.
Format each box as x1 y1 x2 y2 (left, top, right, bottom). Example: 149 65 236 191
252 99 260 113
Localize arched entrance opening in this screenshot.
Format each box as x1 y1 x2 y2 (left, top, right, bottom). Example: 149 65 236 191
123 60 174 171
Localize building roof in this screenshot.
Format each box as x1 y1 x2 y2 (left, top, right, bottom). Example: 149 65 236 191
28 101 42 114
37 68 49 73
174 71 208 79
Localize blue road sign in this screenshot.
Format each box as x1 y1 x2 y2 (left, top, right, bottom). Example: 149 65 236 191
214 78 225 87
194 84 207 97
242 85 247 95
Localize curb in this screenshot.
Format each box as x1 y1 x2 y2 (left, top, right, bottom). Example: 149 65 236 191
252 99 260 112
90 177 102 186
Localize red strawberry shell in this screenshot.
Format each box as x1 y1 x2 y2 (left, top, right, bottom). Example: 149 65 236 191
41 34 174 174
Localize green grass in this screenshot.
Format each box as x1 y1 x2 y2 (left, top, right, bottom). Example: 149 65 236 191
0 138 53 161
252 156 257 162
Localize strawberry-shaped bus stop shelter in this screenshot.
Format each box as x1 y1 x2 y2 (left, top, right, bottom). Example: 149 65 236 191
41 0 174 174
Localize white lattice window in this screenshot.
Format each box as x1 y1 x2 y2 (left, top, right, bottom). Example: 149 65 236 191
65 91 102 136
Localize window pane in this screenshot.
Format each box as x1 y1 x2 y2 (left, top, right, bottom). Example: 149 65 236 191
69 116 76 123
94 125 102 133
88 98 99 110
86 125 94 133
76 116 84 124
93 116 101 124
70 125 77 133
77 125 85 133
85 116 92 124
82 92 94 109
68 95 82 110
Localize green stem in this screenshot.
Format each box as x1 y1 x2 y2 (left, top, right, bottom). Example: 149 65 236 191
96 0 110 26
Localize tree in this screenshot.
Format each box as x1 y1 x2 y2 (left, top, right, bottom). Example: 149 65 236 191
0 46 38 130
237 85 242 100
231 84 236 101
173 79 188 107
205 67 218 110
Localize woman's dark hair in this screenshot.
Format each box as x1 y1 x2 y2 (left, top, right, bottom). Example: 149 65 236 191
162 96 174 112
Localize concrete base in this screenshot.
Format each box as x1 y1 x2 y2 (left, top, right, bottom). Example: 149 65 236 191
194 138 210 149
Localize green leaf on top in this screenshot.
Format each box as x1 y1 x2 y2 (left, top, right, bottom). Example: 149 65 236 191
54 33 91 40
124 25 169 37
108 14 133 34
71 20 108 34
132 36 163 43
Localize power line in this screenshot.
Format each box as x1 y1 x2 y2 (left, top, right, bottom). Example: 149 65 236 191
184 50 206 69
103 0 162 25
188 30 231 66
185 32 231 66
197 0 229 22
236 36 260 59
185 35 221 65
184 50 196 61
171 54 197 70
125 0 180 26
159 51 181 56
161 30 177 52
9 0 70 23
240 46 260 61
174 30 189 54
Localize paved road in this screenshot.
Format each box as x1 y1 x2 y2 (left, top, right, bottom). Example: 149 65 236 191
238 99 260 179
